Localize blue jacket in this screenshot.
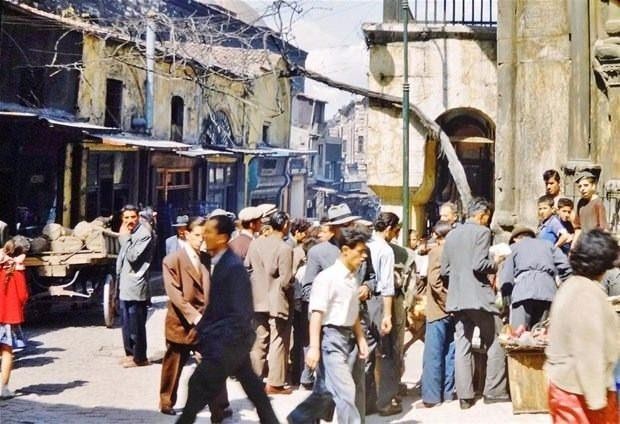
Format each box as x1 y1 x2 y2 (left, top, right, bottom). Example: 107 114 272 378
500 237 571 304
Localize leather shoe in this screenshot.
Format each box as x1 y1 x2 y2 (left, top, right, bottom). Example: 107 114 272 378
265 384 293 395
377 400 402 416
483 395 510 404
211 407 233 423
160 407 176 416
459 398 475 409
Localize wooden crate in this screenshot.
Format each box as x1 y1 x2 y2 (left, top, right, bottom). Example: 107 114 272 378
506 348 549 414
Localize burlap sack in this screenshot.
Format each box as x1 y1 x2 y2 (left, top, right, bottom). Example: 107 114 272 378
50 236 84 253
29 236 50 254
42 223 70 241
85 230 106 253
72 221 93 240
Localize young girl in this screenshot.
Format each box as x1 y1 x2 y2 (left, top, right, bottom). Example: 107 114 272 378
0 239 29 399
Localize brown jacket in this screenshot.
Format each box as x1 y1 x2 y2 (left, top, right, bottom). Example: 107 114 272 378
245 234 294 318
162 249 209 345
424 244 449 322
229 232 253 260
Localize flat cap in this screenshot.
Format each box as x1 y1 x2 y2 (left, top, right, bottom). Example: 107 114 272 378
575 171 596 183
257 203 278 218
208 209 236 220
238 206 262 222
509 225 536 244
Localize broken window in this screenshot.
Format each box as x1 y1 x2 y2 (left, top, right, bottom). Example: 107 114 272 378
104 79 123 128
171 96 184 142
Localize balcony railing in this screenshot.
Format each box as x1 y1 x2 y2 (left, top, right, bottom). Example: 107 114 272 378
410 0 496 27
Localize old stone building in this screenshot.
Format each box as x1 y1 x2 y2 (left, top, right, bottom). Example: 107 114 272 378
363 0 497 232
0 0 304 241
495 0 620 233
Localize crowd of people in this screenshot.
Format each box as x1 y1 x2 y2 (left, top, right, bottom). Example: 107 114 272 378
1 166 619 424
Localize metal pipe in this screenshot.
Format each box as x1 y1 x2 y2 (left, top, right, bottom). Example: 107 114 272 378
145 13 155 134
402 0 410 245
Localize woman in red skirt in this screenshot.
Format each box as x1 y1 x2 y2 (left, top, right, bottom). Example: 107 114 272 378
0 239 29 399
545 229 619 423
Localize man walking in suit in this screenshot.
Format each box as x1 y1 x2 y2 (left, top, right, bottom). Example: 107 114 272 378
117 205 154 368
159 216 230 420
440 198 508 409
177 215 279 424
246 211 294 394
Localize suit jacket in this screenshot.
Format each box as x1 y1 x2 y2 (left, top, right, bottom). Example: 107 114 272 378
162 248 209 345
229 233 253 260
245 234 294 318
301 239 340 302
440 220 498 313
424 244 448 322
116 223 154 301
196 249 255 359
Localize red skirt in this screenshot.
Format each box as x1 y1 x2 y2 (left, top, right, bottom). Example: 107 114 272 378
548 381 619 424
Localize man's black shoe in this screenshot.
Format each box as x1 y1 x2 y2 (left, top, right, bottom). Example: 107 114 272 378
211 407 233 423
483 395 510 404
459 398 475 409
160 407 176 416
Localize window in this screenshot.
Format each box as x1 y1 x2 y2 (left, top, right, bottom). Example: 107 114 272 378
262 122 270 143
357 135 364 153
207 163 237 211
170 96 184 141
156 168 191 204
104 79 123 128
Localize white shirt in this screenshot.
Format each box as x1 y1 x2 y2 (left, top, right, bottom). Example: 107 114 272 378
309 259 360 327
182 242 202 273
367 235 395 296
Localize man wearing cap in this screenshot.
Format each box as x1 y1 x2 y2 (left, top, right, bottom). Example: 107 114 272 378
166 215 189 256
245 211 294 394
440 197 508 409
229 207 262 260
500 226 571 330
256 204 278 237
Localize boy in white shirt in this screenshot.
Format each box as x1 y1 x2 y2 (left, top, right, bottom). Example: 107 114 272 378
297 228 370 424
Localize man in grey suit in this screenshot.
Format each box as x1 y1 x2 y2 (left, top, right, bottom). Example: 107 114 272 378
245 210 294 394
440 198 508 409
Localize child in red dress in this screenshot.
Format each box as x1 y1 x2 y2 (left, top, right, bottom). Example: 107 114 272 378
0 240 29 399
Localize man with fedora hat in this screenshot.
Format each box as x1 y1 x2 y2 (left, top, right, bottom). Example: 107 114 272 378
166 215 189 256
500 225 571 330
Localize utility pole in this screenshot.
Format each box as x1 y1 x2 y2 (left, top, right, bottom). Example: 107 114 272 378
401 0 410 246
145 12 155 135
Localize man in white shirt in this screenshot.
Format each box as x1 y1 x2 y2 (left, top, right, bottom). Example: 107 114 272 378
289 227 369 424
366 211 403 416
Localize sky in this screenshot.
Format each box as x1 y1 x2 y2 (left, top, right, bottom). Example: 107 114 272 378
246 0 383 118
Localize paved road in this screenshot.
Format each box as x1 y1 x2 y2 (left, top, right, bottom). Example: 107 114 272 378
0 278 550 423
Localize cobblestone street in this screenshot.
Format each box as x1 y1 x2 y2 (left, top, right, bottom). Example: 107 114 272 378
1 278 549 424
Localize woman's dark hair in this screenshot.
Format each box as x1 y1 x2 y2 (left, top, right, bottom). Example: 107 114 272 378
269 211 289 232
374 212 400 232
290 218 311 235
336 227 370 250
186 216 207 232
208 215 235 240
570 229 619 279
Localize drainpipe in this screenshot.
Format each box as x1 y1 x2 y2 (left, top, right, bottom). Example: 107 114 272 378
401 0 410 246
145 12 155 135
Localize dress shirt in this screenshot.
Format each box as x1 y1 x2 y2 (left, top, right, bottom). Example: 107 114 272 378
210 249 226 272
182 242 201 273
309 259 360 327
367 235 395 296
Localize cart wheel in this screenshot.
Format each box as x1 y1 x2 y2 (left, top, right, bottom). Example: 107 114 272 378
103 274 117 328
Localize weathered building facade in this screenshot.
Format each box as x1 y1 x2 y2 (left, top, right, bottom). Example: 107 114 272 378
363 0 497 232
0 0 304 241
495 0 620 233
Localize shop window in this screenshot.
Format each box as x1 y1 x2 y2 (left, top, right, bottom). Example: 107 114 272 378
86 152 134 220
105 79 123 128
207 163 237 211
156 168 191 204
171 96 184 141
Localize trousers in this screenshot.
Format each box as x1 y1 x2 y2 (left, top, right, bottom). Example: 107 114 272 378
510 299 551 330
120 300 148 362
177 346 278 424
453 309 507 400
421 316 455 404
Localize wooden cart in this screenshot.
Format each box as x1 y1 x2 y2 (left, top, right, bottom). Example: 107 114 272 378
502 343 549 414
24 232 119 328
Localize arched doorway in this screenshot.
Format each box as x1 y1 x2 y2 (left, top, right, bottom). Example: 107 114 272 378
431 108 495 224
